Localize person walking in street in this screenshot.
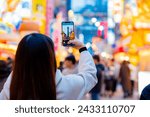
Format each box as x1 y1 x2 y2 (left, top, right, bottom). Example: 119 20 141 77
0 33 97 100
62 54 78 75
119 61 131 98
109 59 117 97
90 55 105 100
128 62 138 96
58 61 64 72
104 59 114 98
114 60 120 92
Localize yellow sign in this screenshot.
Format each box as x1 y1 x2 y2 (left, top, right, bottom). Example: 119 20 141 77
32 0 46 15
32 0 46 34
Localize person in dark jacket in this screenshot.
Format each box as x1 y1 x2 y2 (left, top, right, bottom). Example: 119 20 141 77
90 55 105 100
140 84 150 100
119 61 131 98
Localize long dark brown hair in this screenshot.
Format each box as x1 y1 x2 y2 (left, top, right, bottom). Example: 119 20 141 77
10 33 57 100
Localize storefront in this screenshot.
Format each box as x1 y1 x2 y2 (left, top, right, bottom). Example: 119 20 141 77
115 0 150 71
0 0 54 61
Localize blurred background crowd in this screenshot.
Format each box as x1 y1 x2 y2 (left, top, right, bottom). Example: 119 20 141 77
1 0 150 99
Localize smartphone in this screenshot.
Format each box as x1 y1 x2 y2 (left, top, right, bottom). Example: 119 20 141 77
61 21 75 46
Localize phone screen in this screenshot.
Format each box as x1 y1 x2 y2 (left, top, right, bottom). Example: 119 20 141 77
62 21 75 46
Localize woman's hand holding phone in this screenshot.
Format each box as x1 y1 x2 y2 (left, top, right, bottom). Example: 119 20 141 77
61 21 86 50
68 39 85 50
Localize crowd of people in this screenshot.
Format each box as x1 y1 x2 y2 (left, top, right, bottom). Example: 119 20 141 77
58 54 138 100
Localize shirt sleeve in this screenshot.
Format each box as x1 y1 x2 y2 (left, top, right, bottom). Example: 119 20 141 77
57 51 97 100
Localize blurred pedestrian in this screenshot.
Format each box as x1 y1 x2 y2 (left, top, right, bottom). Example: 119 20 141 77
104 59 114 97
128 62 138 96
58 61 64 72
109 59 117 96
114 60 120 90
0 33 97 100
119 61 131 98
62 54 78 75
90 55 105 100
